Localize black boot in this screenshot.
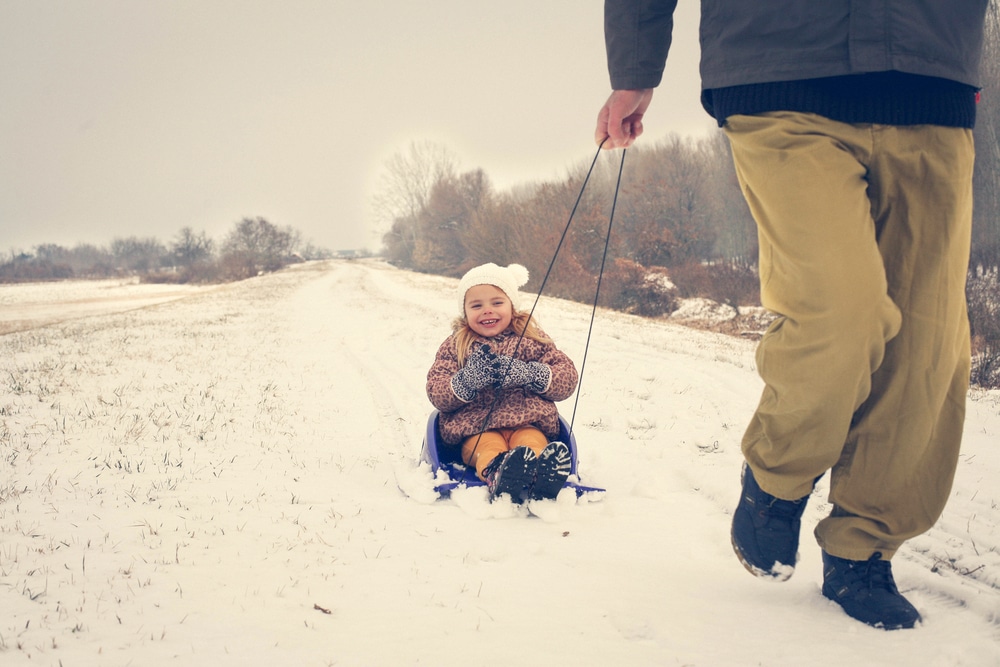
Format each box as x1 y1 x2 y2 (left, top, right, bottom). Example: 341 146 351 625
530 441 571 500
821 551 922 630
731 464 810 580
482 447 537 503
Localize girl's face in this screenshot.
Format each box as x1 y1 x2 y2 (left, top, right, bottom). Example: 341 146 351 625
464 284 513 337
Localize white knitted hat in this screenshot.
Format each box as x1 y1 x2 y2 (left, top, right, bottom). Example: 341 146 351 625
458 263 530 312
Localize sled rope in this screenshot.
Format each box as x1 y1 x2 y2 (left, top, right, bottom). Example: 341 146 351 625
566 144 626 433
474 139 625 447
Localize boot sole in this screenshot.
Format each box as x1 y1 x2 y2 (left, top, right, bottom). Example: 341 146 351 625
531 442 571 500
490 447 537 503
731 531 796 581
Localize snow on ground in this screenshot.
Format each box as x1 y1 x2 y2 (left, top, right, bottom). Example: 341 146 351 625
0 277 210 335
1 259 998 666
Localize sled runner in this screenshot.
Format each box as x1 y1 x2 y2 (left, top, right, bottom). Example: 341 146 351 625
419 410 605 499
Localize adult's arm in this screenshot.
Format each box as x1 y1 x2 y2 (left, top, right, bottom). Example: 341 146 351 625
597 0 677 148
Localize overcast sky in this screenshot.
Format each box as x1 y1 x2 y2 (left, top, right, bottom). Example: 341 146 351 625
1 1 708 254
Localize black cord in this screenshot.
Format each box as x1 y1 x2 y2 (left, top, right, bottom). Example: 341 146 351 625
569 146 626 433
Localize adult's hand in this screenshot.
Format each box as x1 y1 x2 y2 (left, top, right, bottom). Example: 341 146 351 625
595 88 654 149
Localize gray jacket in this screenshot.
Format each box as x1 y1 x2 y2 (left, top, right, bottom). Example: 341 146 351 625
605 0 987 91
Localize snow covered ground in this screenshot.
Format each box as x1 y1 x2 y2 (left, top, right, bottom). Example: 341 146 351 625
0 277 209 336
1 259 998 666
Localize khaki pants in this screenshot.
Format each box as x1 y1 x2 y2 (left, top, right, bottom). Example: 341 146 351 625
462 427 549 481
725 112 973 560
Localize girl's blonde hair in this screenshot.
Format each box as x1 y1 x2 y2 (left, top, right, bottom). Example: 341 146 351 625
452 310 552 366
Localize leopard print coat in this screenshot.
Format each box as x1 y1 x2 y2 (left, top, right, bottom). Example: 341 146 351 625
426 328 578 445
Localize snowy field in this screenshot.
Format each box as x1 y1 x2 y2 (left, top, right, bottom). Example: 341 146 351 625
0 277 209 336
1 259 998 666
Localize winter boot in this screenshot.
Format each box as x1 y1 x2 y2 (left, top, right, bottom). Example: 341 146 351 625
482 447 537 503
821 551 922 630
731 464 810 581
530 441 572 500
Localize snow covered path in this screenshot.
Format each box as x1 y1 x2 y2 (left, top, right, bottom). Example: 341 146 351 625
1 260 998 666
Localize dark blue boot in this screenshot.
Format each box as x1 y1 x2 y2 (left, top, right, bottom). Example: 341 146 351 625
731 464 810 581
822 551 922 630
530 441 571 500
482 447 537 503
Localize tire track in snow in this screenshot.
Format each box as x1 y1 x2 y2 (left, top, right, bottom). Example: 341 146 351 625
280 261 435 459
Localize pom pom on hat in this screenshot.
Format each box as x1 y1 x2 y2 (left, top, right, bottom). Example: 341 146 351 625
458 263 530 312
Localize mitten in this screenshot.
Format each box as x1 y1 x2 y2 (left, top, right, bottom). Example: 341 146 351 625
451 344 499 401
493 355 552 393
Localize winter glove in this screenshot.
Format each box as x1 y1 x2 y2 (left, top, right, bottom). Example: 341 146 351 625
450 344 499 402
492 354 552 394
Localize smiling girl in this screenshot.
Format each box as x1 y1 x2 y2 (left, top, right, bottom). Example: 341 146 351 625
426 263 579 503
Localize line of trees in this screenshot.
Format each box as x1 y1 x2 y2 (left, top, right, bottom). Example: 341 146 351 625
376 135 761 313
0 217 336 284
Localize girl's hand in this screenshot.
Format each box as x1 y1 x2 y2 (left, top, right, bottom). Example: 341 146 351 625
450 344 498 401
493 355 552 394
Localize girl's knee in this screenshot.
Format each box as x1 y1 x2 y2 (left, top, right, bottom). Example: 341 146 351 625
510 426 549 454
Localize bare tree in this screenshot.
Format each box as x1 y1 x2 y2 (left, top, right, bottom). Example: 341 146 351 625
111 236 168 272
461 190 535 272
172 227 215 267
613 135 719 268
373 140 457 265
700 131 757 265
221 217 295 279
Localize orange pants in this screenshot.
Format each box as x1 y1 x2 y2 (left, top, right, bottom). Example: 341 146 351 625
461 427 549 481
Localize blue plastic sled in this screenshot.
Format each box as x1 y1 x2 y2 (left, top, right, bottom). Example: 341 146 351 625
419 410 605 499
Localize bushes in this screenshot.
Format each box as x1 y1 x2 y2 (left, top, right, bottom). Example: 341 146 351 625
0 246 116 282
0 257 74 282
142 261 223 285
578 258 757 318
668 260 760 307
600 258 679 316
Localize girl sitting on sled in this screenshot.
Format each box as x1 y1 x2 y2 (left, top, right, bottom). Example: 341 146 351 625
426 263 578 503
